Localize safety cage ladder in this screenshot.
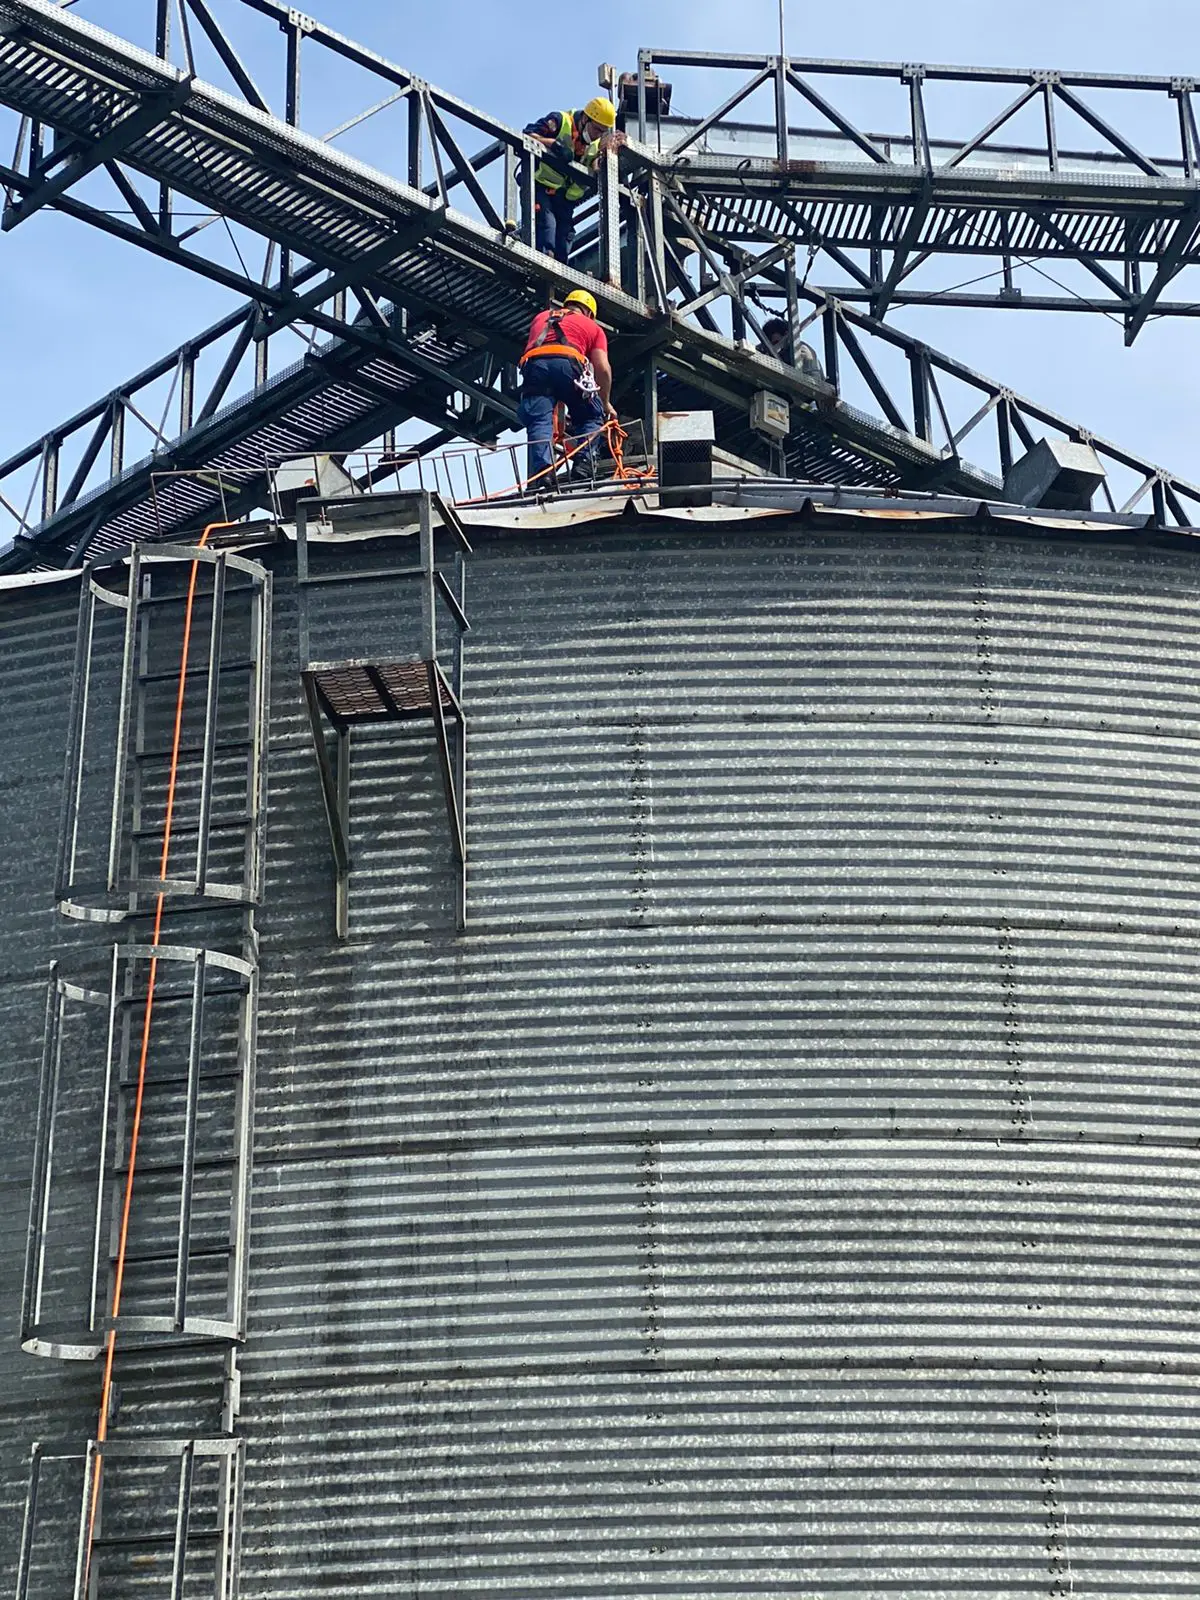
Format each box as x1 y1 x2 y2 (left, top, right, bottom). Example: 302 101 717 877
17 537 270 1600
55 545 270 923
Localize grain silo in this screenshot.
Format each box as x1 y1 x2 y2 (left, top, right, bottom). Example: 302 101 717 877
1 478 1198 1598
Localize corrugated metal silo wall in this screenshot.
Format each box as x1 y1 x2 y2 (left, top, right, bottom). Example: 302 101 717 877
3 520 1200 1597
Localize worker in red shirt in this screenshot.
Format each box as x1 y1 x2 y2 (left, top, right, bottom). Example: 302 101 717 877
517 289 616 484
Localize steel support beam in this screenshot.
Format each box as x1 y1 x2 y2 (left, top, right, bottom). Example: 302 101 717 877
1 2 1200 564
2 82 192 230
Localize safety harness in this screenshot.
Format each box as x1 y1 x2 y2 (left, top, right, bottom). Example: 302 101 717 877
518 309 587 367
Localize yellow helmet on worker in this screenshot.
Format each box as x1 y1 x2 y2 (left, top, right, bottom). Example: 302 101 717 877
563 288 598 317
582 96 616 131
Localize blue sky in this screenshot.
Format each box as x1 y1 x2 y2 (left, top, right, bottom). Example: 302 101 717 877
1 0 1198 493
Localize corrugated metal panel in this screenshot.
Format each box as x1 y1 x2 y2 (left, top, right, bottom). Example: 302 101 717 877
235 1368 1200 1597
4 519 1200 1597
249 927 1200 1155
0 583 82 979
466 720 1200 930
237 524 1200 1596
241 1138 1200 1375
457 535 1200 934
0 583 88 1580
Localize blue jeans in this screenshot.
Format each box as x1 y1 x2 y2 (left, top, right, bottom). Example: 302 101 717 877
517 355 605 482
534 186 577 262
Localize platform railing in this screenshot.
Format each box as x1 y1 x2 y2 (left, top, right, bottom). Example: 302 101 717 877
268 421 655 515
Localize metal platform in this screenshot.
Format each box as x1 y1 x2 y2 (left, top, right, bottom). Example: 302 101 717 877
1 0 1199 567
305 658 455 726
297 489 470 936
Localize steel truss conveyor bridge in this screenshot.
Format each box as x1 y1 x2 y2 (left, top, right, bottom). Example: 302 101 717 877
1 0 1200 571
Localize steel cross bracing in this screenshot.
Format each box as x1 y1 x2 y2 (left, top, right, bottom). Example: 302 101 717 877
0 0 940 525
0 0 1198 568
632 50 1200 340
0 291 511 568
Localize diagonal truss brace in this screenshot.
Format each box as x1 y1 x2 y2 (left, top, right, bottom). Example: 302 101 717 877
2 80 193 230
1 1 1200 552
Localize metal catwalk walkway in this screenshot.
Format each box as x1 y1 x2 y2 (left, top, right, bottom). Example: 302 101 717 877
0 0 1199 569
633 49 1200 333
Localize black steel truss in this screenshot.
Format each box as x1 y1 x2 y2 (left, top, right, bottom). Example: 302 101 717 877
0 0 1199 569
631 49 1200 339
0 284 509 566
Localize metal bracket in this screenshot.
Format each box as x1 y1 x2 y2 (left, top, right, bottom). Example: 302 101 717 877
296 490 468 937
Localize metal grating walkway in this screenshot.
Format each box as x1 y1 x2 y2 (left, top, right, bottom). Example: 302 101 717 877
0 0 971 566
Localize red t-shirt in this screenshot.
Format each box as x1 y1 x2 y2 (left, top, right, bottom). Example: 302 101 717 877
523 308 608 361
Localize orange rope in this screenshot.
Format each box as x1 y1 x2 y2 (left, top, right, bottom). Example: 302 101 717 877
522 417 608 492
524 414 656 492
83 520 235 1587
604 415 656 486
458 412 658 508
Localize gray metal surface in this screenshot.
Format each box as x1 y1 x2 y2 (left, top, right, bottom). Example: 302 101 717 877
3 515 1200 1595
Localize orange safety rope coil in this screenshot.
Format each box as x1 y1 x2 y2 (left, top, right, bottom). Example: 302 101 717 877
455 406 658 508
83 520 236 1590
605 415 654 485
503 416 657 501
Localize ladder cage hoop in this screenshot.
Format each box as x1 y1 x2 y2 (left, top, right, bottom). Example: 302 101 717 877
54 544 271 923
21 943 258 1360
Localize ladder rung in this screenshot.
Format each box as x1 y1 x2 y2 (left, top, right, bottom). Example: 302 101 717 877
130 815 252 840
116 984 246 1012
111 1239 230 1266
137 586 249 610
136 737 252 761
92 1528 221 1548
118 1069 242 1091
111 1155 233 1177
138 657 254 685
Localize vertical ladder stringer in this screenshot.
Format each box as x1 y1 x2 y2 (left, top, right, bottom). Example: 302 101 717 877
18 521 267 1600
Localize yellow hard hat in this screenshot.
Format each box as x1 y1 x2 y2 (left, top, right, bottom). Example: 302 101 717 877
582 96 616 131
563 289 598 316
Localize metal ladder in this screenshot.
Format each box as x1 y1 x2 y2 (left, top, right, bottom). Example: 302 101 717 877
22 945 258 1359
56 545 270 923
16 539 270 1600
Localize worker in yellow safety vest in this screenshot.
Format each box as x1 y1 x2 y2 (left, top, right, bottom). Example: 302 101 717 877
523 97 623 262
